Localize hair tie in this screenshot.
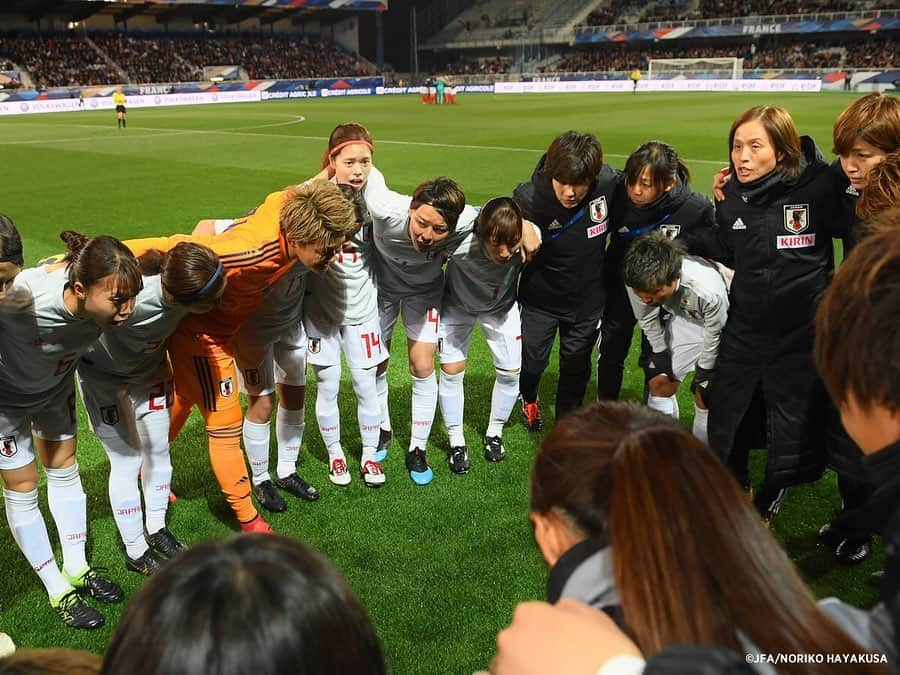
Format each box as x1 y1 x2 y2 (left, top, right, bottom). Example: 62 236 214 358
329 140 374 158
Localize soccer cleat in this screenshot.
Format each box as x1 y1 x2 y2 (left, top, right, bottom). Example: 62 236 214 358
521 398 543 432
240 515 273 534
406 447 433 485
168 490 178 504
360 459 386 488
51 590 104 630
125 548 166 577
835 536 872 564
0 632 14 657
274 473 320 501
448 446 470 474
253 479 287 513
147 527 187 558
483 435 506 463
328 456 351 486
64 567 124 604
374 428 393 463
817 521 845 548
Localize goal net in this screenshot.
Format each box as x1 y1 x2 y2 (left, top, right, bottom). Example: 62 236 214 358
647 57 743 80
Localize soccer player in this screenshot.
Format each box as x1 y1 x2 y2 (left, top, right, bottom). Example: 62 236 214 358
0 230 142 629
623 232 730 445
363 167 475 485
514 130 618 429
126 181 357 532
305 126 385 487
113 87 126 129
437 197 538 472
0 213 23 295
77 242 225 575
596 140 715 401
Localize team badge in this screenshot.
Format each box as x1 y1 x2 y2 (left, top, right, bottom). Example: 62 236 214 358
0 436 17 458
308 338 321 355
783 204 809 234
244 369 261 387
100 405 119 426
589 196 608 224
659 224 681 240
219 377 234 398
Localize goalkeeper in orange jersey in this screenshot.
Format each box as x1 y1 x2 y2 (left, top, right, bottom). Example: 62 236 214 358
126 180 357 532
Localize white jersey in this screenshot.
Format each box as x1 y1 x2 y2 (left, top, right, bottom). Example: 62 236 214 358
363 166 476 303
79 275 187 384
443 224 538 315
304 236 378 328
0 266 101 408
628 255 730 371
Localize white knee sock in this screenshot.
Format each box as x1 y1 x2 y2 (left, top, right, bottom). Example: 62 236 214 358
140 419 174 536
439 370 466 447
376 368 392 432
45 463 89 578
275 406 305 480
242 419 271 486
5 487 70 599
693 405 709 445
410 373 438 452
647 394 678 419
315 365 342 450
487 369 519 438
350 366 381 455
105 439 148 558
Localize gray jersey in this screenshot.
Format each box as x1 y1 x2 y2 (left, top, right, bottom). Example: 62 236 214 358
0 266 101 408
444 230 526 315
79 275 187 384
363 166 476 303
304 237 378 328
628 255 729 371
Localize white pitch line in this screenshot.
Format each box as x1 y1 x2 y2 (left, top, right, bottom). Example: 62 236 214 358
0 117 728 165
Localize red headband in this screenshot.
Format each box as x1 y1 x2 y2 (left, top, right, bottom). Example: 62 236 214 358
329 139 374 158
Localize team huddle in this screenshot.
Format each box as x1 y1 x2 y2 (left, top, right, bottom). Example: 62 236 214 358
0 92 898 631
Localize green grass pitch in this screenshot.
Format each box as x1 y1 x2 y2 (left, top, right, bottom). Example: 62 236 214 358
0 91 881 673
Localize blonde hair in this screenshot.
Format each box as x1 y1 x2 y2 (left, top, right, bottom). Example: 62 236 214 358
280 180 358 248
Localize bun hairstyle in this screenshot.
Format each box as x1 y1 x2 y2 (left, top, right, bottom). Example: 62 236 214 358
60 230 142 298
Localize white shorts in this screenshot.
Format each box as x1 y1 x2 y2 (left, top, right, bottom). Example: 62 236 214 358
79 370 172 444
234 323 308 396
378 295 440 345
667 314 706 382
304 314 385 369
0 382 77 471
438 302 522 371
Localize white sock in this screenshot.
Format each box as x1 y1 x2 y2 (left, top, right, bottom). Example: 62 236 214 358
409 373 438 452
105 440 148 559
487 369 519 438
242 419 271 486
647 394 678 418
140 418 174 536
45 463 89 578
4 488 70 599
327 442 345 460
275 406 305 480
693 405 709 445
376 369 392 432
350 366 381 455
315 364 342 449
439 370 466 447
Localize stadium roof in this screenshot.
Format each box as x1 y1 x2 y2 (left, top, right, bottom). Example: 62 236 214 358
2 0 386 26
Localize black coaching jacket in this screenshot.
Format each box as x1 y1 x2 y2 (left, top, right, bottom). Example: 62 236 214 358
712 136 849 359
514 155 619 322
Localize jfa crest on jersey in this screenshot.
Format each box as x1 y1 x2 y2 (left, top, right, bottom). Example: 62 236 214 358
219 377 234 398
100 405 119 426
783 204 809 234
308 337 321 355
589 196 608 224
0 437 17 458
243 369 260 387
660 224 681 240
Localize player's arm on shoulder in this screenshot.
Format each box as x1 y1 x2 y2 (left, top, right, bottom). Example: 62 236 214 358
124 234 193 258
520 220 542 262
363 166 409 222
192 220 218 237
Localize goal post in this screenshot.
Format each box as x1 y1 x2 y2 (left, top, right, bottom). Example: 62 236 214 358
647 57 743 80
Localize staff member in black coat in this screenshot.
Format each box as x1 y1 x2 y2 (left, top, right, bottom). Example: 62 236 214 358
709 105 852 521
514 131 618 428
596 140 716 401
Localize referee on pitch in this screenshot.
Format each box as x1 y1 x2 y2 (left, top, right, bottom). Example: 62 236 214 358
514 131 618 428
